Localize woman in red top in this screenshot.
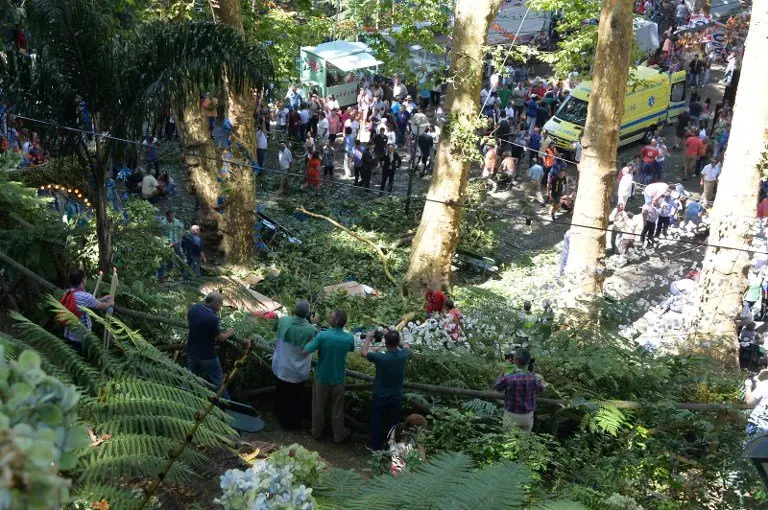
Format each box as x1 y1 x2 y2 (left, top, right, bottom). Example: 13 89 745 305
425 288 446 315
306 151 321 187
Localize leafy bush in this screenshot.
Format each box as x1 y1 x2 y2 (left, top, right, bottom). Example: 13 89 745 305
267 444 327 487
1 298 239 508
0 347 90 509
216 460 316 509
315 452 530 510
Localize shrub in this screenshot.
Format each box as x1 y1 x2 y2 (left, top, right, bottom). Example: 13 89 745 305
0 347 90 509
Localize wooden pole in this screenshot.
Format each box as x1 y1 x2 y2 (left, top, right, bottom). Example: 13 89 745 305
102 267 118 350
92 270 103 297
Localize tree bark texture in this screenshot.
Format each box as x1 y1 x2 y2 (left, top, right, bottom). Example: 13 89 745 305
404 0 503 294
174 101 228 257
690 0 768 366
190 0 256 263
563 0 634 301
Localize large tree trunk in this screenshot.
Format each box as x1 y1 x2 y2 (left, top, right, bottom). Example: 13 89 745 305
174 101 227 257
209 0 256 264
562 0 634 304
404 0 502 294
689 0 768 367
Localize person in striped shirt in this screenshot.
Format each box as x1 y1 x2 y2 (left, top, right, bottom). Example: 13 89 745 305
493 348 544 432
63 269 114 352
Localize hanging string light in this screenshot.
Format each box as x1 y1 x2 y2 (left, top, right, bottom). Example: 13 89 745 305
38 184 92 208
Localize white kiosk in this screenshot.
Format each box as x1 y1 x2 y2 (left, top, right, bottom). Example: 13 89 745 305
299 41 382 107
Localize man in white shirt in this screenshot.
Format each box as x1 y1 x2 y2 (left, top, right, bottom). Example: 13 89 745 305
344 112 360 140
608 202 628 253
278 142 293 170
410 108 430 138
278 103 289 133
316 112 329 143
617 167 633 208
392 76 407 100
256 127 268 169
141 172 160 199
480 86 490 108
572 136 583 166
278 142 293 192
527 163 544 204
700 158 721 206
643 182 673 205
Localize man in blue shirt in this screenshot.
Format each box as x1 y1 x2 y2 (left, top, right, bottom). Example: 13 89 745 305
361 330 410 451
186 292 234 399
303 309 355 443
181 225 204 279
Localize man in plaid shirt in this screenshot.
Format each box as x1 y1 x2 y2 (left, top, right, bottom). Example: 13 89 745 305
493 348 544 432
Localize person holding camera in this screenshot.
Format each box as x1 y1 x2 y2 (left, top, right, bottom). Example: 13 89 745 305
361 330 410 451
493 347 543 433
303 309 355 443
272 299 317 430
745 372 768 437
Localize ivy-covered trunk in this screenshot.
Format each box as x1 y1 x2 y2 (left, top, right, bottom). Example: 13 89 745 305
689 1 768 367
209 0 256 264
404 0 503 295
562 0 634 305
174 102 227 258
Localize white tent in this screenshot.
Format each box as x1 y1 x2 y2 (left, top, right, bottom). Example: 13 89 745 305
634 17 660 54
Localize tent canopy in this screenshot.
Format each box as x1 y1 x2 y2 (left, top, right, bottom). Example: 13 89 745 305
309 41 371 60
327 52 382 72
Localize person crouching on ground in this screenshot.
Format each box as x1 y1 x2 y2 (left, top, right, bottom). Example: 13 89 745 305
303 309 355 443
492 347 543 432
272 299 317 430
361 329 410 451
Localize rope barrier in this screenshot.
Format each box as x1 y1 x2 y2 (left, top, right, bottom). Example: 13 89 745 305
12 113 767 256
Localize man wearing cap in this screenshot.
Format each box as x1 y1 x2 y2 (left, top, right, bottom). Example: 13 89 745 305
493 348 544 432
272 300 318 430
186 292 235 398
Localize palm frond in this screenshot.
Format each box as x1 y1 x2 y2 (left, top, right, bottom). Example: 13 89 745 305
71 482 148 510
317 452 532 510
9 310 100 392
78 454 199 485
462 398 502 418
84 434 209 469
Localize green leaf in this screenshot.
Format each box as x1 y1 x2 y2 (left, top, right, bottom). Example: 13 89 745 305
36 403 64 426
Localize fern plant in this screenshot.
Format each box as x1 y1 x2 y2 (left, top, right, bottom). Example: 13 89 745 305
315 452 531 510
2 297 239 509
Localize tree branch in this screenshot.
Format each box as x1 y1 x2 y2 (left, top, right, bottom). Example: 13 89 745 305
296 206 403 297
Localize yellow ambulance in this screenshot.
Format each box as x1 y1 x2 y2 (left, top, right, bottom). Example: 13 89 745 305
543 66 687 151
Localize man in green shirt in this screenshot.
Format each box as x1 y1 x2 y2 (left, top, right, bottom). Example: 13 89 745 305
303 309 355 443
361 329 410 451
158 210 184 278
272 300 317 430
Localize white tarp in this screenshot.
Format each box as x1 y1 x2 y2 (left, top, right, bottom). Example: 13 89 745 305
327 52 382 72
685 0 741 20
488 0 550 45
633 17 660 54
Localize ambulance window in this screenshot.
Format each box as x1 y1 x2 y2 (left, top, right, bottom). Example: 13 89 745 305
670 82 685 102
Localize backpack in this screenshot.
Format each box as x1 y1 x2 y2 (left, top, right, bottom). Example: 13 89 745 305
58 289 83 326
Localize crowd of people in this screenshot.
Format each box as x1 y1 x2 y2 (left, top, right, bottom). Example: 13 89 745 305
0 104 50 167
254 76 443 193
